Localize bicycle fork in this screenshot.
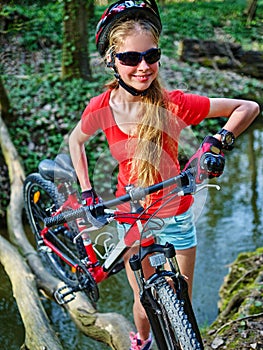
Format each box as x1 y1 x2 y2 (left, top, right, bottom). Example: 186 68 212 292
129 243 181 350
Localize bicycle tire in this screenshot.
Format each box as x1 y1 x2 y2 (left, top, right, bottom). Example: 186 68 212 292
154 277 203 350
23 173 99 302
23 173 80 283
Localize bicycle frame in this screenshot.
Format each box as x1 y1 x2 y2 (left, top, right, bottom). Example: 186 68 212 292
24 154 218 349
40 185 173 284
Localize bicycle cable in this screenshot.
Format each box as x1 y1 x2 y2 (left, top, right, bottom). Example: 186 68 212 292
129 188 185 265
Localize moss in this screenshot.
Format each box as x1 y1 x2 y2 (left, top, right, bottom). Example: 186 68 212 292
203 248 263 348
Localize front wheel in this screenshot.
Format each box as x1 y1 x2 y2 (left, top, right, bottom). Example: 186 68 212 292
154 277 203 350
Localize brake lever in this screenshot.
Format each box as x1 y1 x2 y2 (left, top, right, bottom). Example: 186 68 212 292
194 183 221 194
174 169 221 196
72 214 114 244
72 205 112 244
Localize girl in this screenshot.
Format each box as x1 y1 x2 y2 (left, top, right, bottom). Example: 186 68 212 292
69 1 259 348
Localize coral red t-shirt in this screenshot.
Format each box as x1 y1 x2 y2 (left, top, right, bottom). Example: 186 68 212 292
81 89 210 217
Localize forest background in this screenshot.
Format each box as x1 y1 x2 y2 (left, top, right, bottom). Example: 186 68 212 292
1 0 263 222
0 1 263 349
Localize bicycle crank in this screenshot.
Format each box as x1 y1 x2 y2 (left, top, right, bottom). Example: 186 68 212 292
77 265 100 303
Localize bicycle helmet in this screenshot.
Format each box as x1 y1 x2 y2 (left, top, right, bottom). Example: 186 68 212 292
96 0 162 57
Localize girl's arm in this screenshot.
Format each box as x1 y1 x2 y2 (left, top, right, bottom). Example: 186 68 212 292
207 98 260 139
69 121 92 191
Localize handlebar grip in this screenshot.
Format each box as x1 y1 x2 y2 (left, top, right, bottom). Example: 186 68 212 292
200 152 225 175
44 207 85 227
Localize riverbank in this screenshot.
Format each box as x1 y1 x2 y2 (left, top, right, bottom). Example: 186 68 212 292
203 248 263 349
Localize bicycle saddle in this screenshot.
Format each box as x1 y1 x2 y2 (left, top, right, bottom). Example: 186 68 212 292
38 154 77 183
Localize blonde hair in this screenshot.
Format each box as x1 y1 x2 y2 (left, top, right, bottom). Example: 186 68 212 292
106 19 173 188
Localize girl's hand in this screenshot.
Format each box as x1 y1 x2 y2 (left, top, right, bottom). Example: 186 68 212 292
183 136 225 184
81 188 100 206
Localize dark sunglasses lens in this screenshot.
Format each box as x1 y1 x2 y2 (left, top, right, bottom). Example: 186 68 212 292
116 49 161 66
145 49 161 64
118 52 141 66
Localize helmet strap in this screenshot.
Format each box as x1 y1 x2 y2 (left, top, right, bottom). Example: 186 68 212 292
107 53 149 96
114 72 148 97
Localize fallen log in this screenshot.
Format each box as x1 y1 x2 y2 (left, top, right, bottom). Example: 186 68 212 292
0 235 64 350
179 38 263 79
0 112 133 349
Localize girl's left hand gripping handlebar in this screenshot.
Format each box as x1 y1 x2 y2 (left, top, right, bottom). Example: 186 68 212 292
44 205 106 228
183 136 225 184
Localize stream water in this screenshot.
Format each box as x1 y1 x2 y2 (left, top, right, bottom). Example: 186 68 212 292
1 120 263 349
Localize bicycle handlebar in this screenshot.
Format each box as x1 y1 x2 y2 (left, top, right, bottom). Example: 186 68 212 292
103 168 194 207
44 169 196 228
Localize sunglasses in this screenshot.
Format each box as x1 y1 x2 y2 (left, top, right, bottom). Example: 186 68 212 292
115 48 161 66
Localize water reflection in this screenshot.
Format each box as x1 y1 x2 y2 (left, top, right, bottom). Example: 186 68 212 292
193 120 263 323
1 121 263 348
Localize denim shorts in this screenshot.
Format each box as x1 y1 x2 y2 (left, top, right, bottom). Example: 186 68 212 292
117 207 197 250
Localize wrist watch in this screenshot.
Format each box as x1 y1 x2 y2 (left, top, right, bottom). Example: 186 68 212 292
218 129 235 150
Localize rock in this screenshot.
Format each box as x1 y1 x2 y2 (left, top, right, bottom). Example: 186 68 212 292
179 38 263 79
211 337 225 349
203 249 263 349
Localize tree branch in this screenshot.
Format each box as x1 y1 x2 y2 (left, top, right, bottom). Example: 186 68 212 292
0 235 64 349
215 312 263 335
0 112 133 349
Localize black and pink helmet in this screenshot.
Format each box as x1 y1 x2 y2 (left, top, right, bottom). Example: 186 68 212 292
95 0 162 57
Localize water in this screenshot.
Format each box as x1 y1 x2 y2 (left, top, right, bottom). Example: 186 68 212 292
193 120 263 324
1 121 263 348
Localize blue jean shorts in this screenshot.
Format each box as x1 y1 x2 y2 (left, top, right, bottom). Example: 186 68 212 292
117 207 197 250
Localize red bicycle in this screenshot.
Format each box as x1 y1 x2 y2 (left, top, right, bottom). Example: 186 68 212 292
23 153 220 350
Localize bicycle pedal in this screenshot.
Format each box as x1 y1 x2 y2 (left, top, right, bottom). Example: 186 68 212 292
38 245 52 253
54 285 76 305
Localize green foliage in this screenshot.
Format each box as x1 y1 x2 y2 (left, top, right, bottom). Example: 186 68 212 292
1 0 262 211
3 0 263 54
3 72 108 174
159 0 263 56
1 2 63 50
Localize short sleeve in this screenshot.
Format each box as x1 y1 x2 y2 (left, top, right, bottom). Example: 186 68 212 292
81 90 112 135
168 90 210 126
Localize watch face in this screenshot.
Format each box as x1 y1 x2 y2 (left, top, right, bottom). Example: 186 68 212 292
225 133 234 145
219 129 235 150
220 129 235 146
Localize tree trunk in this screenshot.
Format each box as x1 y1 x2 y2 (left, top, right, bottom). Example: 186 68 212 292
62 0 92 80
0 112 133 349
0 235 64 350
0 75 15 123
244 0 258 24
